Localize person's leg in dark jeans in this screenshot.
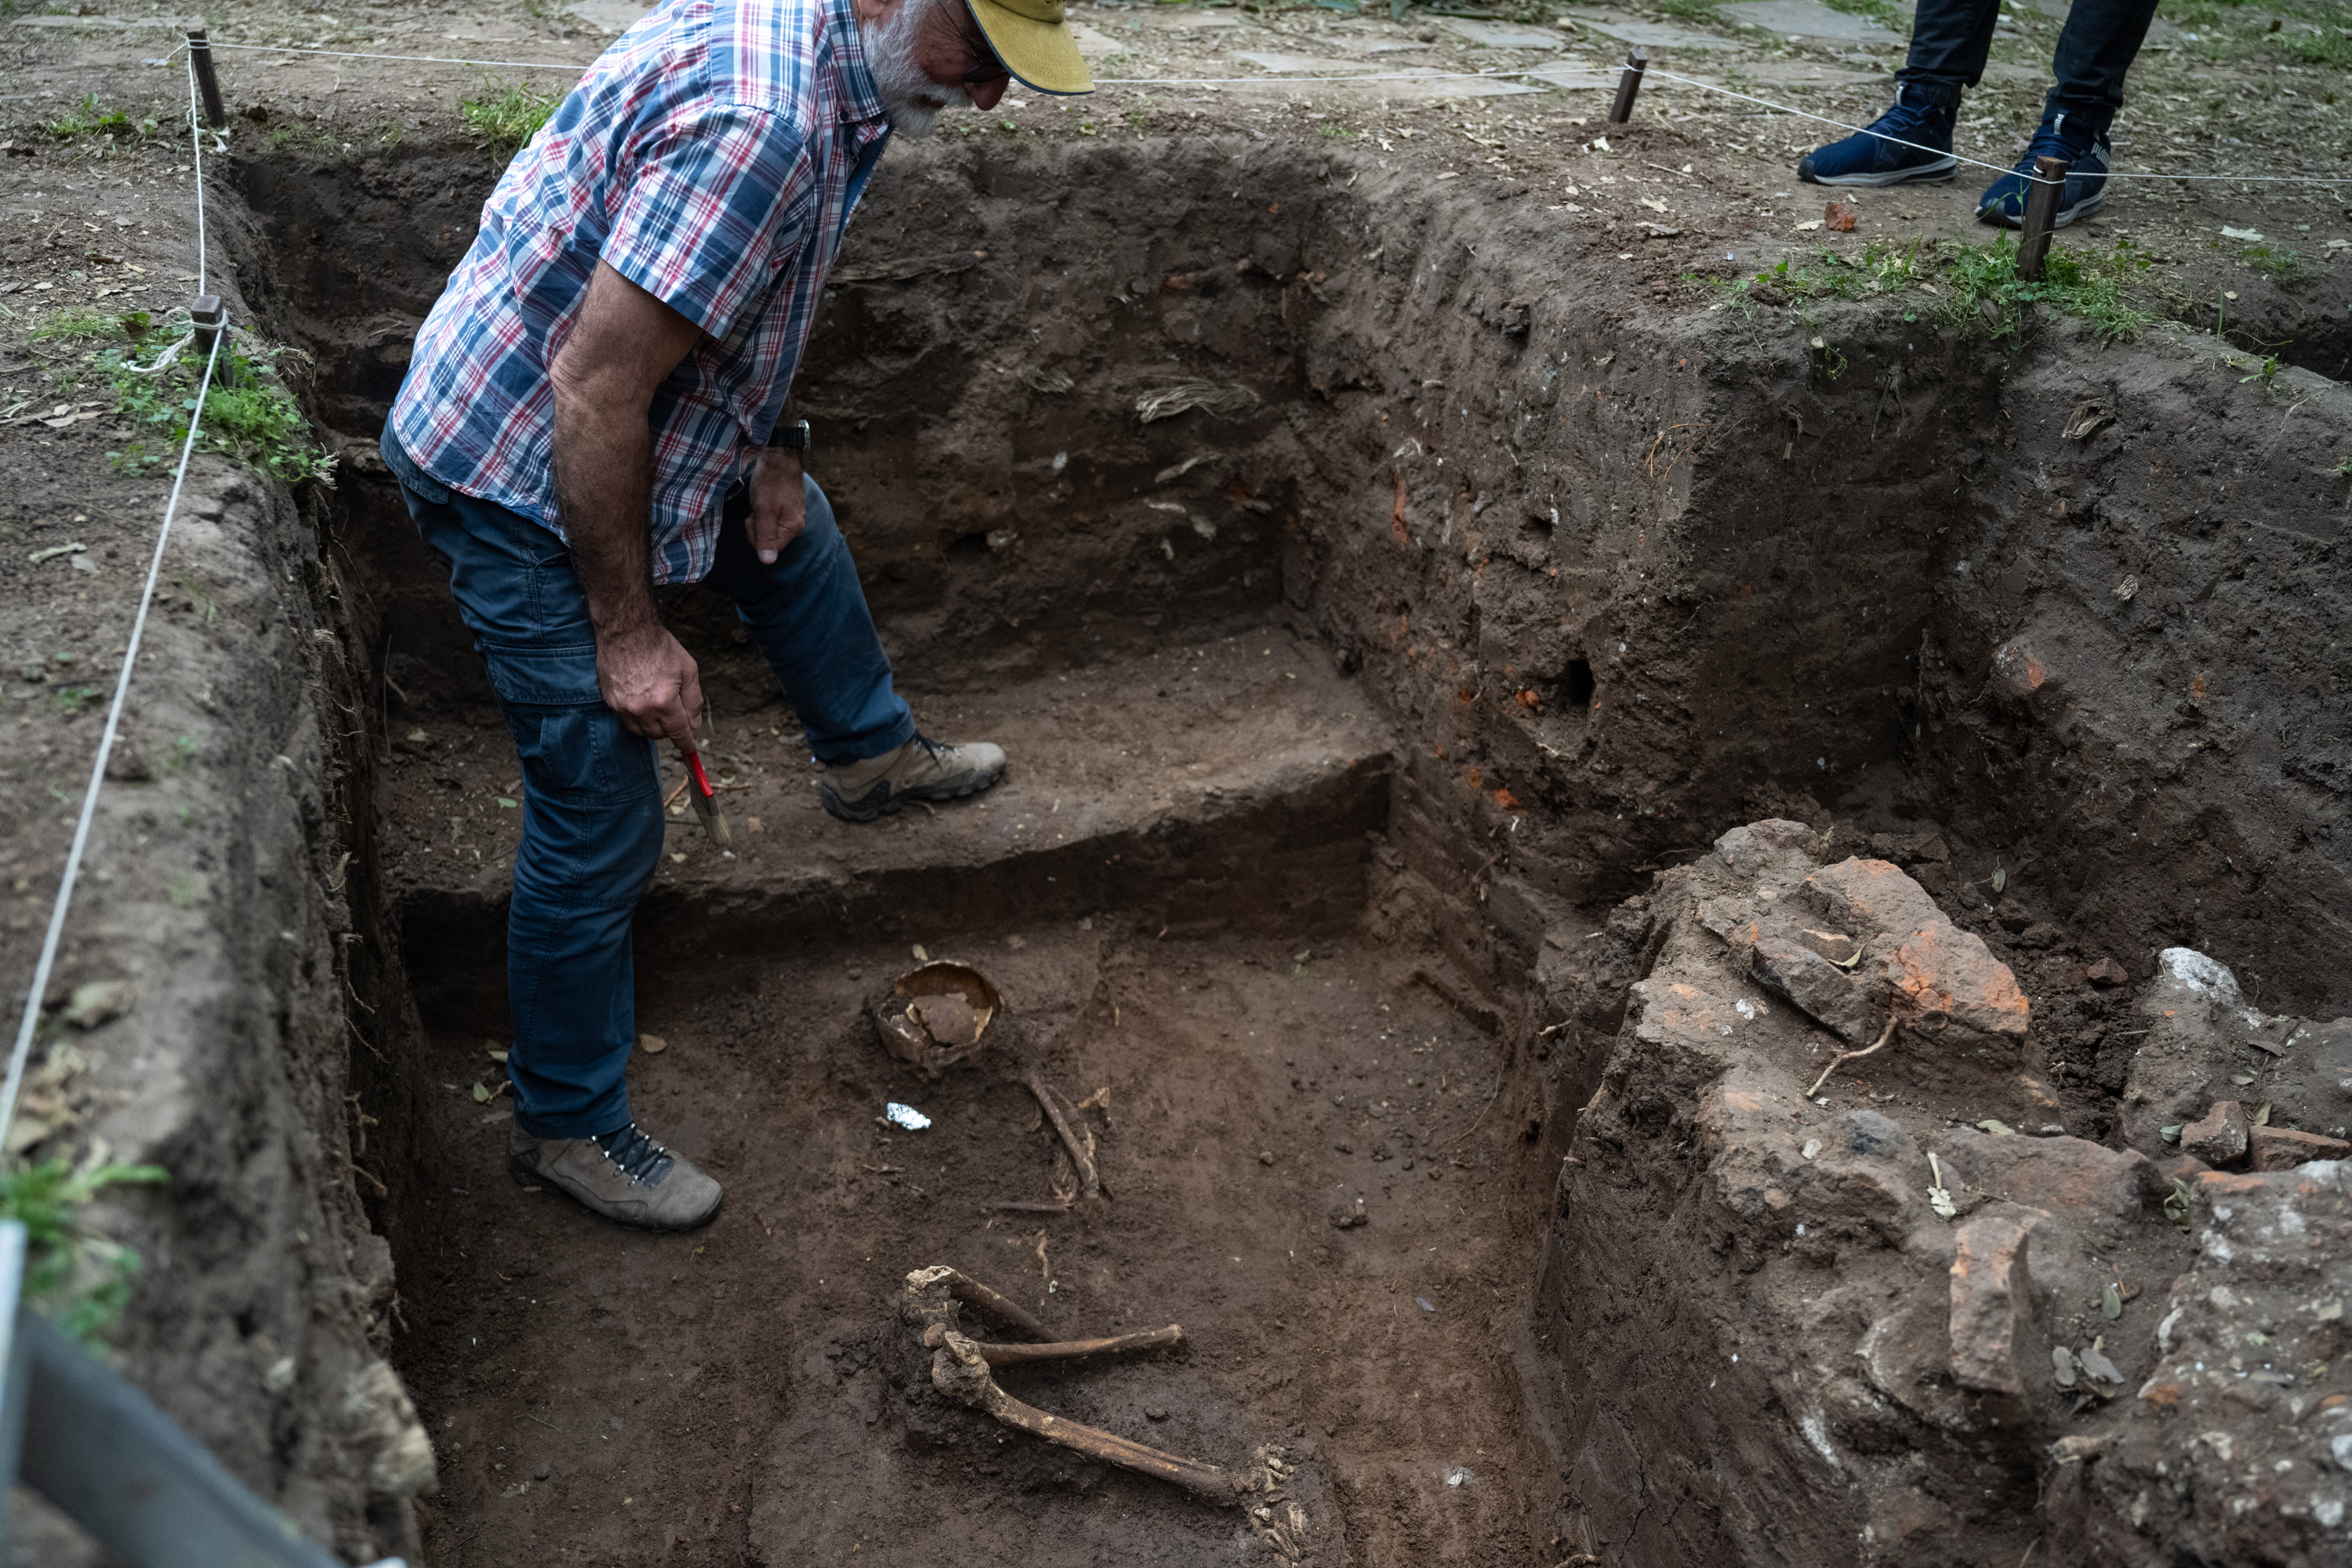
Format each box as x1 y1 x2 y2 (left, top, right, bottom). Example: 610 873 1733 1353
1801 0 2158 227
1796 0 1983 187
698 473 1006 822
382 430 721 1232
1976 0 2160 226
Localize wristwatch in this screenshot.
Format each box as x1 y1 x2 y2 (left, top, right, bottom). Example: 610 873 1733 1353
768 419 811 454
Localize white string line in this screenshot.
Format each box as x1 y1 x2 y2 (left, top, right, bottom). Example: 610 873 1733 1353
208 40 593 71
0 333 225 1152
185 46 209 296
204 39 1535 85
1095 70 1526 84
1641 65 2352 186
192 38 2347 186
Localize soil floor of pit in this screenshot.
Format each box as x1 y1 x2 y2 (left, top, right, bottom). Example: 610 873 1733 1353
403 923 1551 1566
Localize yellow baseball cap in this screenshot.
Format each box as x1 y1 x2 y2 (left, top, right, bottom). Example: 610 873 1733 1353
967 0 1093 96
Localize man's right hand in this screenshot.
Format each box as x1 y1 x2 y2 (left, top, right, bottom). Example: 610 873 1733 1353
548 261 709 747
596 622 704 750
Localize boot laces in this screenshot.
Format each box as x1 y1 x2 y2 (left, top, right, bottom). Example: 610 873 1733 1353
593 1122 673 1185
2023 112 2102 167
1872 85 1947 137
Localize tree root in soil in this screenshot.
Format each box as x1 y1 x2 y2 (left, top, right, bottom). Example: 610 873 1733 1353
1806 1018 1900 1100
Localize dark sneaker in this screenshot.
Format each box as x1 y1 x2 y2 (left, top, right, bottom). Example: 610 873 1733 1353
1796 82 1959 187
820 734 1006 824
508 1120 723 1232
1976 112 2111 228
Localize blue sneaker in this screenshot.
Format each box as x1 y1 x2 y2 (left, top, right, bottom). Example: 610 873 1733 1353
1795 82 1959 187
1976 111 2111 228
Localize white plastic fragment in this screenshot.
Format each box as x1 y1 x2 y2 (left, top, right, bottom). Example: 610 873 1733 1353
885 1102 932 1131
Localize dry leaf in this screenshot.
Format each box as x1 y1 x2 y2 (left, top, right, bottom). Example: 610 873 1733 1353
1824 201 1858 232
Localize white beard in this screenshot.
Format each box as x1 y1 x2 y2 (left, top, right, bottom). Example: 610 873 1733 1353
861 0 956 140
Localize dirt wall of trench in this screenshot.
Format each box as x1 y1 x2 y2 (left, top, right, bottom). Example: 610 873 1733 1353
188 127 2352 1564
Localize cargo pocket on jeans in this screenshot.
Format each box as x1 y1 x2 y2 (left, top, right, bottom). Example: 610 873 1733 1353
503 703 660 810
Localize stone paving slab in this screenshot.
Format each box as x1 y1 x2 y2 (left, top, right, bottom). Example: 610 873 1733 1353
1715 0 1904 43
1435 18 1571 49
564 0 651 35
1559 15 1741 50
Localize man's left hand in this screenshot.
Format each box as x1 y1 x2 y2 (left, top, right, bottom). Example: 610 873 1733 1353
749 448 808 564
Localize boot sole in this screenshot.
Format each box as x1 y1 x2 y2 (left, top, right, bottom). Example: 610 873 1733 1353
510 1156 725 1232
1797 159 1958 188
820 766 1006 826
1976 187 2107 229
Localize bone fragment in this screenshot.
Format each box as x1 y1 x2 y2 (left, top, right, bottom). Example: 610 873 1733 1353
902 1265 1050 1341
920 1323 1185 1367
1026 1070 1103 1200
930 1331 1242 1503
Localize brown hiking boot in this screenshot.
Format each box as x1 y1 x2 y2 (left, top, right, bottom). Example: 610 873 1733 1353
508 1120 723 1232
821 733 1007 823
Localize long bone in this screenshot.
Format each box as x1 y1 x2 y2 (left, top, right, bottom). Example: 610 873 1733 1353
927 1329 1245 1504
919 1321 1185 1367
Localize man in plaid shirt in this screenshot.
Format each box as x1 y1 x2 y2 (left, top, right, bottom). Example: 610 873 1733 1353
382 0 1091 1231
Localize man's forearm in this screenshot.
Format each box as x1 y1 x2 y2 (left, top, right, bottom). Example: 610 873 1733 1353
551 390 661 637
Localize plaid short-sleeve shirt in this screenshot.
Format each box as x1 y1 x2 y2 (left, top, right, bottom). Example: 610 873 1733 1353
387 0 889 585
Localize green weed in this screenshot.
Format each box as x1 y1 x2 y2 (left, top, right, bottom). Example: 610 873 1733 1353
459 79 562 154
98 328 336 486
1934 234 2154 343
45 92 146 140
0 1156 169 1345
1654 0 1723 21
2237 242 2305 287
262 118 346 154
2281 24 2352 67
29 308 119 343
2236 353 2282 390
51 684 101 716
1817 0 1907 25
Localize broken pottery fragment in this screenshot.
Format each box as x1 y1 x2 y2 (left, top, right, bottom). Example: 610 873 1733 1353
2179 1101 2249 1168
2248 1124 2352 1171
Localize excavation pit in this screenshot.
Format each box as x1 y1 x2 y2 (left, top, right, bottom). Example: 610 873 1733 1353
212 128 2352 1564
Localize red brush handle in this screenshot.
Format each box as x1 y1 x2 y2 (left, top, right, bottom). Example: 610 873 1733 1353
685 748 715 799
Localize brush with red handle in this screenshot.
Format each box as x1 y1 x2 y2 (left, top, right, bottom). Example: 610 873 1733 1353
677 744 731 848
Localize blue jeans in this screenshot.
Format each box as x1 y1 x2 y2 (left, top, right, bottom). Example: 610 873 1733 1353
1900 0 2158 133
383 432 913 1138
